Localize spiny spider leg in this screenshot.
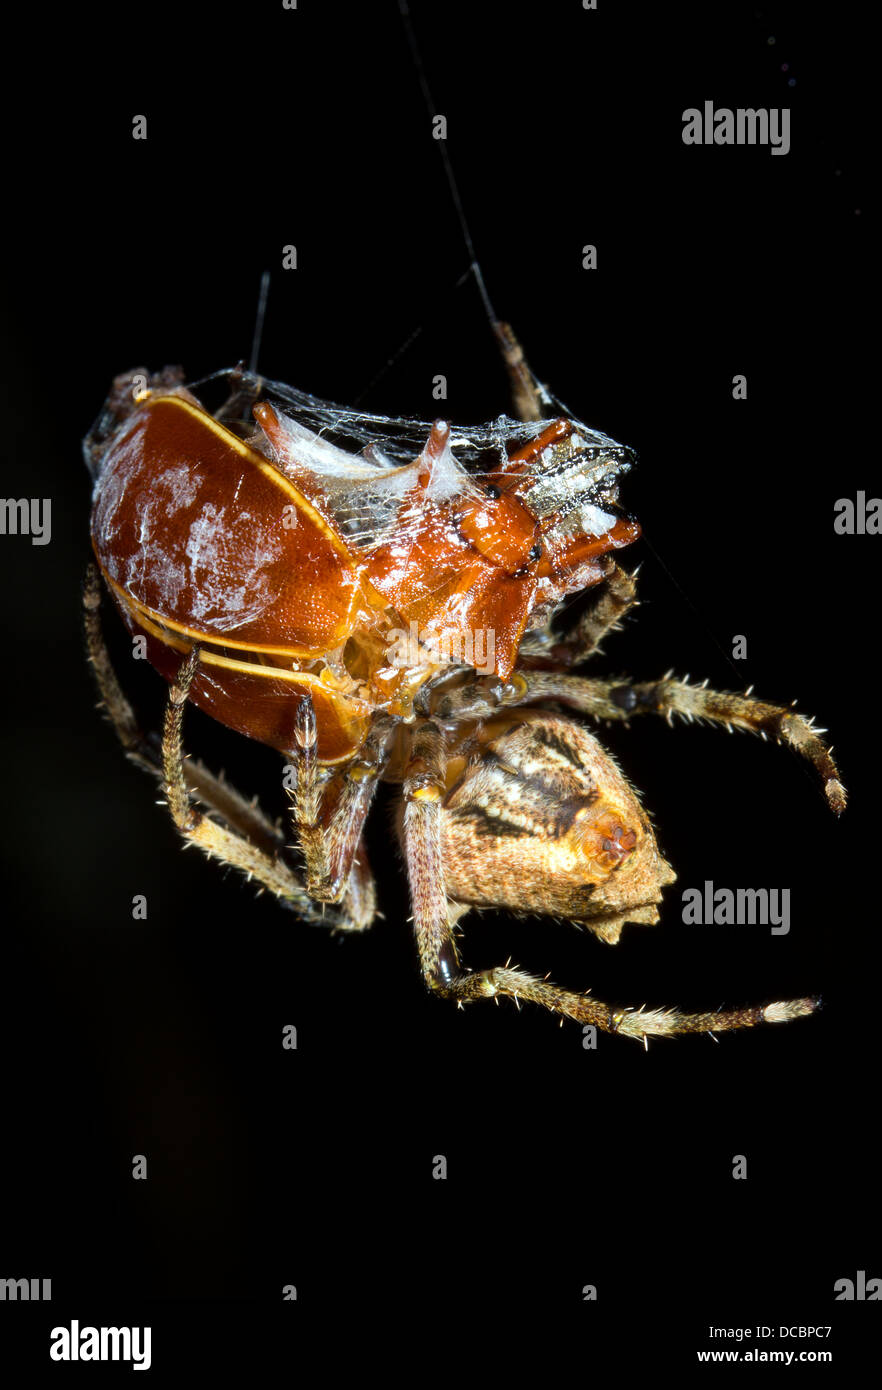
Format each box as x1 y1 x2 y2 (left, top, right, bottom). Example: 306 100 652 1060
289 695 330 893
84 564 160 774
287 693 390 918
519 562 639 667
558 563 639 665
428 663 844 814
402 721 462 989
428 964 817 1044
85 567 371 930
492 320 544 423
510 672 846 814
403 717 817 1043
162 650 373 930
84 564 284 857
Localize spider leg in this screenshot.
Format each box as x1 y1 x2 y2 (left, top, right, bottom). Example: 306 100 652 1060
84 563 158 773
421 957 818 1042
84 565 283 855
500 671 846 814
289 695 331 892
520 562 639 667
162 650 373 929
400 715 817 1038
492 321 544 423
287 693 389 919
401 721 462 988
559 563 639 664
402 705 819 1040
85 566 371 929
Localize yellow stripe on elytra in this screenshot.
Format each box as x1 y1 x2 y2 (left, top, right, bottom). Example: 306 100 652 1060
111 589 374 715
101 569 350 658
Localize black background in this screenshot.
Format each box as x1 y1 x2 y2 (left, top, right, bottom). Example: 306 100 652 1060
1 0 875 1374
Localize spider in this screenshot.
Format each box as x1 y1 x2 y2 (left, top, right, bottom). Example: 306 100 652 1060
83 325 845 1044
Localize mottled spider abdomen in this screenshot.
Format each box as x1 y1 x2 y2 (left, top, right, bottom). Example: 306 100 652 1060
439 713 676 942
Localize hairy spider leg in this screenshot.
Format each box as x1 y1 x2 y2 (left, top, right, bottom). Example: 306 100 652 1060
401 713 817 1042
84 566 375 931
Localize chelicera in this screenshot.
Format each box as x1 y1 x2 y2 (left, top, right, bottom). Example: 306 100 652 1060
83 326 845 1043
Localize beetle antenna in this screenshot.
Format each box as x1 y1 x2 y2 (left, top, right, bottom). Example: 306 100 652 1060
249 270 271 376
397 0 498 329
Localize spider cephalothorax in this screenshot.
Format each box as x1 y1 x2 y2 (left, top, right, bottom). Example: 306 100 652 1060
83 326 845 1043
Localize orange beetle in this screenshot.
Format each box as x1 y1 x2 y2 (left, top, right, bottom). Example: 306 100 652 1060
86 365 639 765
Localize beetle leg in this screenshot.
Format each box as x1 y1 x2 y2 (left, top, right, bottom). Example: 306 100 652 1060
499 418 575 483
504 670 847 815
213 363 263 426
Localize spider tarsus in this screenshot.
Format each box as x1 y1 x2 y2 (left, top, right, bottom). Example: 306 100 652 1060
763 997 818 1024
826 778 847 815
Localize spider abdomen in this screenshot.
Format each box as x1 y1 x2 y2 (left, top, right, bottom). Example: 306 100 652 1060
440 713 675 942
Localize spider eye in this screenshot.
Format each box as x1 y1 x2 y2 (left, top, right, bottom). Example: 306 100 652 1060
484 483 501 500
